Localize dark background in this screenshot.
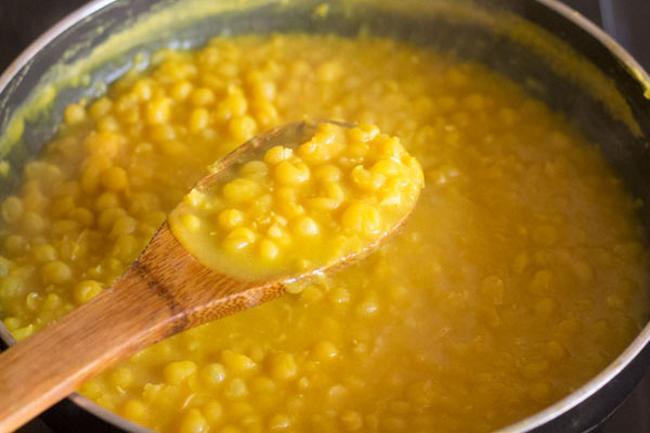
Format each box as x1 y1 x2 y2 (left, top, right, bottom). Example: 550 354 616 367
0 0 649 432
0 0 648 71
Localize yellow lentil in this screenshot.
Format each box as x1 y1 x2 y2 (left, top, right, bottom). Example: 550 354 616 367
63 103 87 126
100 166 129 191
73 280 103 304
163 360 197 385
40 260 72 285
1 196 24 224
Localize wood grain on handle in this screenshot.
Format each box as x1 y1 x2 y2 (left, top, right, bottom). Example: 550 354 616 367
0 223 284 433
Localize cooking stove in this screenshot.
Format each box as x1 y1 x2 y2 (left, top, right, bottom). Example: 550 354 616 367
0 0 648 432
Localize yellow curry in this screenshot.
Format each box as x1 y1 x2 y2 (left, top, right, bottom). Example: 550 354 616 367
0 35 648 433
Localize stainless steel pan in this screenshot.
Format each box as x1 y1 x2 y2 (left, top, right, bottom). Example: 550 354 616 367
0 1 649 432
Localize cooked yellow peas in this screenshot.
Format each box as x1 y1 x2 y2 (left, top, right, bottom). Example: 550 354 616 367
73 280 103 304
170 123 423 278
0 35 648 433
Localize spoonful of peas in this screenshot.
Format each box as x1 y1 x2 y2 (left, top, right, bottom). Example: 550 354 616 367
0 120 424 433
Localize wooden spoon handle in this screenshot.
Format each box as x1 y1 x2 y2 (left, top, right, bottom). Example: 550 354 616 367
0 263 177 433
0 224 285 433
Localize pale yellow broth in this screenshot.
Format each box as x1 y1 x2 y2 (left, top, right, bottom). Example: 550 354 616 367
0 35 647 433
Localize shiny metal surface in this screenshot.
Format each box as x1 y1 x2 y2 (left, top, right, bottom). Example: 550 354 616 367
0 1 649 432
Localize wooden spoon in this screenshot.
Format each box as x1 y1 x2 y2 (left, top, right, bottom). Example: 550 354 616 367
0 120 417 433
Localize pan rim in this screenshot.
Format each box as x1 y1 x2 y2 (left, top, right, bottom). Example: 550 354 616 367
0 1 648 432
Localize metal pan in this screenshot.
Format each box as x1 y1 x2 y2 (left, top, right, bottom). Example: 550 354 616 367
0 1 648 432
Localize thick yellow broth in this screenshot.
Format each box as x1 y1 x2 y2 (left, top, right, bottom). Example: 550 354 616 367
0 35 648 433
170 123 424 278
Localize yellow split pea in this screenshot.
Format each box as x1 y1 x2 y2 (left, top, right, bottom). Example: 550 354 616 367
170 123 424 278
0 34 647 433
